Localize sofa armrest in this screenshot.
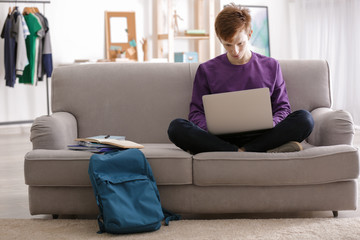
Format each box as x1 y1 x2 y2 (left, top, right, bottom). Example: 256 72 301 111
308 107 355 146
30 112 78 150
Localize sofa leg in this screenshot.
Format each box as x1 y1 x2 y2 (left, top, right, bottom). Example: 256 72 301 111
332 211 338 218
52 214 59 219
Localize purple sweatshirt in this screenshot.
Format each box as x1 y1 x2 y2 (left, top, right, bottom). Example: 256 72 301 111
189 52 291 131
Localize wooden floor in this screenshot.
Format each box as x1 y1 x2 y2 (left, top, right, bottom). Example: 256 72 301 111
0 124 359 219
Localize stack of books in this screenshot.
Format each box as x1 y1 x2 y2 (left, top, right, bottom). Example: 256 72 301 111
68 135 144 153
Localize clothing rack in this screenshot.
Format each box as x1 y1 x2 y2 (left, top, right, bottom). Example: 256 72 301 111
0 0 51 126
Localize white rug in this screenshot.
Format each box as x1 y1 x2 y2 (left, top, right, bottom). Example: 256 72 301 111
1 218 360 240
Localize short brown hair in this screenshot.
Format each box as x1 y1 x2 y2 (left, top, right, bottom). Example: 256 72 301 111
215 3 252 41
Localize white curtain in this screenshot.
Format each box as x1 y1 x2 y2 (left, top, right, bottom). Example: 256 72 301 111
293 0 360 126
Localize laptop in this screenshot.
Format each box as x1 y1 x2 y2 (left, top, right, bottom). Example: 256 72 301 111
202 88 273 135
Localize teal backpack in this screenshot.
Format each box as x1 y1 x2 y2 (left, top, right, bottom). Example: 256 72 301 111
88 149 180 234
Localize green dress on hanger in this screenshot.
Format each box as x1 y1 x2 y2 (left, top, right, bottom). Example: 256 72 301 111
19 13 42 85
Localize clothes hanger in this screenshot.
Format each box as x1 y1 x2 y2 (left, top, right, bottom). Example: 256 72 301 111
31 7 39 13
23 7 31 15
23 7 37 15
12 5 18 12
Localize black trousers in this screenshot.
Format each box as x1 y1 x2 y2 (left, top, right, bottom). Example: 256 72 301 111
167 110 314 154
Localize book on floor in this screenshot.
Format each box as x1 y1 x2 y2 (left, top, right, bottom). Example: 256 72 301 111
74 135 144 149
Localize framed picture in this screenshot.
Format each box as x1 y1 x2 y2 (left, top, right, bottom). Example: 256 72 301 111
244 5 271 57
105 11 137 61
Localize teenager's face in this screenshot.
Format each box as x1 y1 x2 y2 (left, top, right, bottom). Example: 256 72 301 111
220 29 252 65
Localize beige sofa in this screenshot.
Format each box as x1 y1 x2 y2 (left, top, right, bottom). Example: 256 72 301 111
25 61 359 218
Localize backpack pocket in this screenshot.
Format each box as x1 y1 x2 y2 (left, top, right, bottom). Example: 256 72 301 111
96 175 164 234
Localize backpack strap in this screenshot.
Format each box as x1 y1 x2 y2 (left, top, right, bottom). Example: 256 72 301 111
97 214 105 234
162 208 181 226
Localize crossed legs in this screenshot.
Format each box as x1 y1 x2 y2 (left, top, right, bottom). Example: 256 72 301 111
167 110 314 154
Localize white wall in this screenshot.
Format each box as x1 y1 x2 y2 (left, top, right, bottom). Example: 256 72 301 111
0 0 152 123
218 0 292 59
0 0 292 123
48 0 152 65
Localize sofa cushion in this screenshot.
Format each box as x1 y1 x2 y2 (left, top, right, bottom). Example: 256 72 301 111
140 144 193 185
24 144 192 187
193 145 359 186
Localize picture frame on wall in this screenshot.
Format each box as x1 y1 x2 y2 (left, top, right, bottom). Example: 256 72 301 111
105 11 138 61
243 5 271 57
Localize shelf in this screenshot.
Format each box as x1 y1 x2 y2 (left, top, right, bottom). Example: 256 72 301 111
155 0 215 62
158 33 210 40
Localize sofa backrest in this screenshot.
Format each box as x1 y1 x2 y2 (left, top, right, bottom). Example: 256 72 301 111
52 63 198 143
52 60 330 143
278 59 331 111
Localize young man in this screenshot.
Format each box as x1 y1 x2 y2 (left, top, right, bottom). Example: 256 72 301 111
168 4 314 154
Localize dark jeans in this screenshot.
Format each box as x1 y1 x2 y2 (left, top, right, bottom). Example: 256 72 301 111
167 110 314 154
